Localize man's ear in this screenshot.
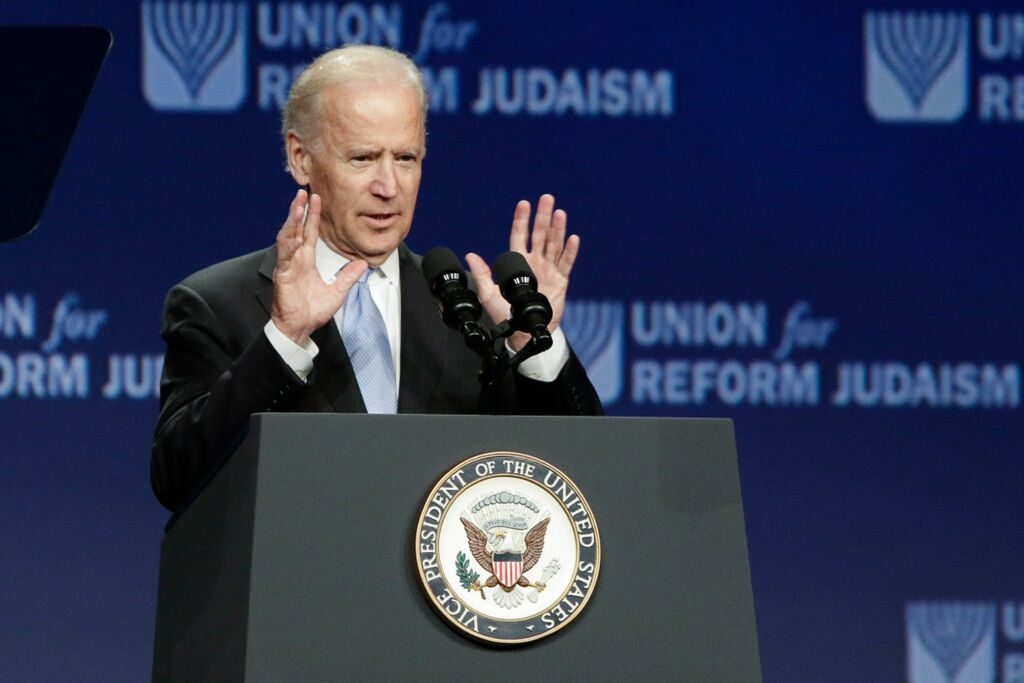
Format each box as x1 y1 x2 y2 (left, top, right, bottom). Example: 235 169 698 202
285 130 312 185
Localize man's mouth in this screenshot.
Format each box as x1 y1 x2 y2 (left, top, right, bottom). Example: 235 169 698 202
364 213 398 227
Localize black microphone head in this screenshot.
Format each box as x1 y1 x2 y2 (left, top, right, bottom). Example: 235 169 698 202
493 251 536 296
493 251 552 334
422 252 493 359
422 247 466 295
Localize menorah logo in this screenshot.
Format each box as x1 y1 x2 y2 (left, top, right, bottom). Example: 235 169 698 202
906 602 996 683
561 301 624 405
142 2 248 111
865 12 969 122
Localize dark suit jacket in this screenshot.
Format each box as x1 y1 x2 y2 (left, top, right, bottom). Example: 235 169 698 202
151 243 602 510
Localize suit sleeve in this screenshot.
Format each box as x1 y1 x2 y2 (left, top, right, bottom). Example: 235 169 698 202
510 347 604 416
150 283 304 511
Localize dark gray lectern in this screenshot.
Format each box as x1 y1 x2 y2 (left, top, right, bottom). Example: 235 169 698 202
153 414 761 681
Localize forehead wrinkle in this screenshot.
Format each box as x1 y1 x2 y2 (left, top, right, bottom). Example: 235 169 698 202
318 84 425 153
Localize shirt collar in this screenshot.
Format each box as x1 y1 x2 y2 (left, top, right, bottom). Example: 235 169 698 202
315 240 401 285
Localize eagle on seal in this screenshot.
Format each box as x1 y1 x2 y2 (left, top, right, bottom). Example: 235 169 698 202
460 515 550 609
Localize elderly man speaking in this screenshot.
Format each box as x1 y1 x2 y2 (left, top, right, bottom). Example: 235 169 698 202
151 45 601 511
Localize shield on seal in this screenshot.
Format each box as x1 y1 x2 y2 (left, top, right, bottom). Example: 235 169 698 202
492 551 524 588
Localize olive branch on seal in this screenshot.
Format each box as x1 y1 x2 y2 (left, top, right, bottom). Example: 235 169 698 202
455 551 485 600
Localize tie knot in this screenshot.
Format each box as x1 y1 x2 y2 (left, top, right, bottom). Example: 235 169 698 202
341 264 374 285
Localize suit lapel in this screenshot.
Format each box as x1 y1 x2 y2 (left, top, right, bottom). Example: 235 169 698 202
256 249 276 317
397 245 450 413
311 322 366 412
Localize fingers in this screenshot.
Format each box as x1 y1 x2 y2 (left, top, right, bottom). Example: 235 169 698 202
277 190 322 266
548 208 567 261
509 195 571 260
531 193 555 256
277 190 305 246
278 190 308 256
508 200 531 253
505 194 581 279
304 192 321 245
559 234 580 274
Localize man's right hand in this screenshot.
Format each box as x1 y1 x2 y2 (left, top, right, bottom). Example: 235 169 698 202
271 189 367 343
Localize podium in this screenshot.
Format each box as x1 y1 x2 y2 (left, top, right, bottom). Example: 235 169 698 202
153 414 761 681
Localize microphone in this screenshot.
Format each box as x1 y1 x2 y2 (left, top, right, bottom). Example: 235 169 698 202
492 251 553 352
421 247 490 352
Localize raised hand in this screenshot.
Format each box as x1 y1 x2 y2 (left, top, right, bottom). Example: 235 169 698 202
466 194 580 350
271 189 367 343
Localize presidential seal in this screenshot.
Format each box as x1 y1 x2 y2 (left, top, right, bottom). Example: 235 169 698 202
414 451 601 645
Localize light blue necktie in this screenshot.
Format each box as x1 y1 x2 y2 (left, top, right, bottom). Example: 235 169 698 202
341 268 397 414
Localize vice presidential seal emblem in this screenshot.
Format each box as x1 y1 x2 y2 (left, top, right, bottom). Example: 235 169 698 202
415 451 601 644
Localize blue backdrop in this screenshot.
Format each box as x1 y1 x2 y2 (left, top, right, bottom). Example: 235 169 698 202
2 2 1022 681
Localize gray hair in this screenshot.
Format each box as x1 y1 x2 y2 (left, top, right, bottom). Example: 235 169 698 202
281 44 428 158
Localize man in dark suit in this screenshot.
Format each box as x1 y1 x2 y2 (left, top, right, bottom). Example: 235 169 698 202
151 45 601 511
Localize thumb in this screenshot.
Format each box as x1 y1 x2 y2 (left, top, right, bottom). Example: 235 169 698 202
332 259 369 298
466 252 516 333
464 252 493 291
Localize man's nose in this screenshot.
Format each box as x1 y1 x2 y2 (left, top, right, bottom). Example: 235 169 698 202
370 159 398 198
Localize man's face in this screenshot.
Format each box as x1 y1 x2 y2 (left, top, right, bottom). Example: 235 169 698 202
289 82 425 265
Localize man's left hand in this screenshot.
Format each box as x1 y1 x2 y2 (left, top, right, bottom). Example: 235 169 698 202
466 194 580 351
